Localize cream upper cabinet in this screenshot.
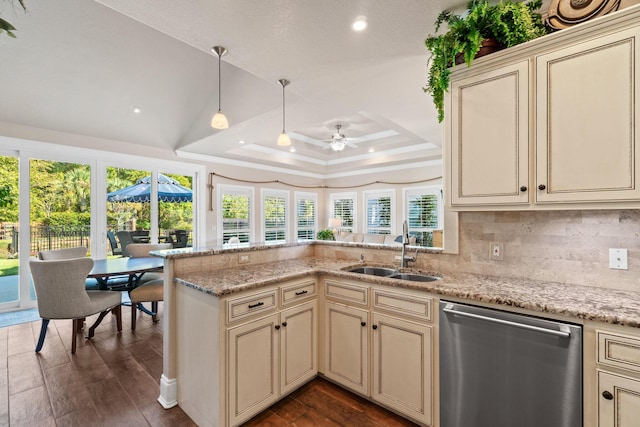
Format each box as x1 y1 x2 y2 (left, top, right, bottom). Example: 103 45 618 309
371 312 432 426
536 27 640 204
446 7 640 210
449 60 530 206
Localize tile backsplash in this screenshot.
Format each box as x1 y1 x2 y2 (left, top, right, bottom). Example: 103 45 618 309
425 210 640 291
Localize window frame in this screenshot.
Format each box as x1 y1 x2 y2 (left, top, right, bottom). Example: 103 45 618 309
294 191 317 241
218 184 254 246
329 191 357 233
363 189 395 235
403 186 443 247
260 188 289 244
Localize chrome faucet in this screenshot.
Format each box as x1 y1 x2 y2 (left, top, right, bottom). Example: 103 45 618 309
400 220 415 268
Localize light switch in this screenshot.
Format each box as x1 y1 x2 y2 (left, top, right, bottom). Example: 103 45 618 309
609 248 628 270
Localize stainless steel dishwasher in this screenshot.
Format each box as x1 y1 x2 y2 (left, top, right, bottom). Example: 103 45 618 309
439 301 582 427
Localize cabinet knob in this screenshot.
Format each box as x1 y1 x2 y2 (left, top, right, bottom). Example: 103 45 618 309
538 184 546 190
520 186 527 192
282 322 287 327
372 324 378 330
274 325 280 330
361 321 366 327
602 390 614 400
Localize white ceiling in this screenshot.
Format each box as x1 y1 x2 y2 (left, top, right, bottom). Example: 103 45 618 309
0 0 465 176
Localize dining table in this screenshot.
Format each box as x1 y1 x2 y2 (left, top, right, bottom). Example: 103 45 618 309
88 256 164 290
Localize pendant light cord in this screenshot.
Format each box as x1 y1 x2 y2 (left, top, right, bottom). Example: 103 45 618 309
217 52 222 113
281 82 286 133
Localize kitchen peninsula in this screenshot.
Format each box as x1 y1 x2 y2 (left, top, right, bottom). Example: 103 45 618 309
154 241 640 427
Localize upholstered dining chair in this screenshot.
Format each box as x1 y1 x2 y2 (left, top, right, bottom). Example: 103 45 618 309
126 243 171 330
37 246 87 260
29 257 122 354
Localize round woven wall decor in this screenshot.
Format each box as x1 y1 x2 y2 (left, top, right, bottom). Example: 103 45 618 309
546 0 621 29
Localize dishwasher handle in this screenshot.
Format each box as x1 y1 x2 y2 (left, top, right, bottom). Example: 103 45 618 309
443 305 571 338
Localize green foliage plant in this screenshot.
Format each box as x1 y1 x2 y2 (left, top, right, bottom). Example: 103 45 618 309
0 0 26 38
316 229 335 241
424 0 548 122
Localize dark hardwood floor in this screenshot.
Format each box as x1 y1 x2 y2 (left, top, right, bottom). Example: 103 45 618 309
0 302 195 426
242 377 419 427
1 304 419 427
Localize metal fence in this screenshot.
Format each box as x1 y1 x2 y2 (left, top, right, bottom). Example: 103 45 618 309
6 225 90 255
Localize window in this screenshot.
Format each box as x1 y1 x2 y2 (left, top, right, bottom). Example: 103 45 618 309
262 189 288 244
219 185 253 245
295 192 317 240
404 187 442 247
329 192 356 233
364 190 394 235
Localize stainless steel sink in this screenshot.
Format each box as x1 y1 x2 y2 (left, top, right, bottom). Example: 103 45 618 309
348 266 397 276
389 273 441 282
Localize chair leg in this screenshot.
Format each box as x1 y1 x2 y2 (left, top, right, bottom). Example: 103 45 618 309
87 310 110 338
131 303 137 331
71 319 78 354
152 301 159 323
113 305 122 333
35 319 49 353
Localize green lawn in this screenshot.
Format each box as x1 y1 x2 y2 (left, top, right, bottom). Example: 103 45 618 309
0 259 19 276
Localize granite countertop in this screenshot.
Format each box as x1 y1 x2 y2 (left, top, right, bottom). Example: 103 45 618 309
175 257 640 328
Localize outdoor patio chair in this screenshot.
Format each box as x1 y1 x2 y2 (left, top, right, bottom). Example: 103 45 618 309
116 231 134 257
173 229 189 248
126 243 171 330
29 257 122 354
107 230 122 256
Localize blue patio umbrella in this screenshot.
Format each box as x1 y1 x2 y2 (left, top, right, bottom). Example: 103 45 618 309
107 173 192 203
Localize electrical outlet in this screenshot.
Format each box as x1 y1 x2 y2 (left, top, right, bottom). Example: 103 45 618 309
609 248 628 270
490 242 504 261
239 254 250 264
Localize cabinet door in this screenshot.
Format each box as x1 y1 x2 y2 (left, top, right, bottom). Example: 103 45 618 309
228 313 279 426
536 27 640 203
371 313 432 426
323 302 369 395
449 60 530 206
280 301 317 395
598 371 640 427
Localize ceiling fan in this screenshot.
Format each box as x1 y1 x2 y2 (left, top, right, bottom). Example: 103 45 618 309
323 124 358 151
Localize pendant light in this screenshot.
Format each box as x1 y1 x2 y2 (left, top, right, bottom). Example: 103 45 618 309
211 46 229 129
277 79 291 146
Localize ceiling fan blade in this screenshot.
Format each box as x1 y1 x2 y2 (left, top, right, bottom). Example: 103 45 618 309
289 131 326 148
344 141 359 148
348 129 399 144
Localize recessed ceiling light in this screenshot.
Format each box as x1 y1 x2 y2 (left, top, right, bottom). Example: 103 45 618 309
352 16 367 31
238 140 246 144
130 106 142 114
289 147 296 153
368 148 375 153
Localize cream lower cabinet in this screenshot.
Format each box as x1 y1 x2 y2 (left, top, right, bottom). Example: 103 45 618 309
323 301 369 395
587 326 640 427
371 313 432 426
598 371 640 427
228 300 317 426
321 279 434 426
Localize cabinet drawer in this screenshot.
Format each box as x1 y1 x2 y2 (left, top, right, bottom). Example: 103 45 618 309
324 280 368 306
280 279 317 307
597 331 640 373
226 289 278 324
372 288 432 322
